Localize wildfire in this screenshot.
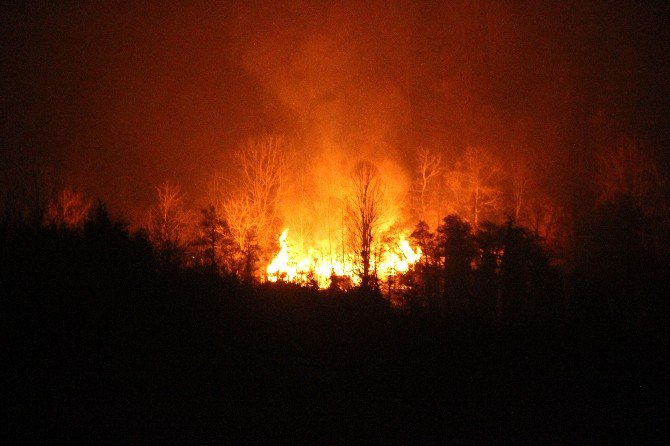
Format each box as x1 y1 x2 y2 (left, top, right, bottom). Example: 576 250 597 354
266 228 422 289
265 228 291 278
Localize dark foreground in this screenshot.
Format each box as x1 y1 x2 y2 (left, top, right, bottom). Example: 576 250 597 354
2 227 668 444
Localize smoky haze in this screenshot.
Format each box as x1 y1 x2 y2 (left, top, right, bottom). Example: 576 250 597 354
2 1 669 222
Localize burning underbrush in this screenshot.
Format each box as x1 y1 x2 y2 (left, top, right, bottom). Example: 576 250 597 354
265 228 422 289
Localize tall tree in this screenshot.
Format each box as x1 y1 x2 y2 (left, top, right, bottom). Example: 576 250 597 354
346 161 385 289
409 220 442 307
475 221 503 317
192 205 234 276
477 220 554 319
446 147 503 231
147 181 192 268
215 135 290 277
509 160 531 223
222 195 263 281
437 215 477 303
233 135 288 246
525 193 562 245
413 147 444 228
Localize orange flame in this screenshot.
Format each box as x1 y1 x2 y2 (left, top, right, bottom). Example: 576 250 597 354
266 228 422 288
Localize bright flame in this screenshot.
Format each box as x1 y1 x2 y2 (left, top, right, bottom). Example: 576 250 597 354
266 228 290 278
266 228 422 289
395 235 423 272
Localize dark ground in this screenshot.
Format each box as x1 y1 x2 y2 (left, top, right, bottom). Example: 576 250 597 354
2 225 668 444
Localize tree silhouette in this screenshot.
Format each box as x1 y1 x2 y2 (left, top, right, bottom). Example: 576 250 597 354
575 196 667 329
218 135 290 259
146 181 192 268
240 228 260 283
437 215 476 304
476 221 504 317
409 220 442 308
509 160 532 223
346 161 385 289
192 205 234 276
446 147 503 231
412 147 444 228
477 219 554 319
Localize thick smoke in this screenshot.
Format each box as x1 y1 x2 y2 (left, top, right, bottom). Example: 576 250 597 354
2 1 668 224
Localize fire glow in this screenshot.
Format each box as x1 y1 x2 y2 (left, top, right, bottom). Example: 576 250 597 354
266 228 422 288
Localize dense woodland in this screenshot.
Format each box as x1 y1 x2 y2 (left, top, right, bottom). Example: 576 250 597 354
2 142 669 442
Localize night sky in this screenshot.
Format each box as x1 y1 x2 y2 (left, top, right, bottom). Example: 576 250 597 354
2 1 669 222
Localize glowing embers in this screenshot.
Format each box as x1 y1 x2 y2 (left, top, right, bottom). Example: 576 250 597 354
266 228 422 288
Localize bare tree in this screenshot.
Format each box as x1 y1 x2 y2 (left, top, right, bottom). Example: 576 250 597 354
224 194 256 257
147 181 192 267
234 134 288 246
526 193 560 242
507 160 566 249
596 139 664 211
43 187 91 230
346 161 385 289
446 147 503 231
413 147 444 227
509 160 531 223
222 194 261 280
213 135 290 277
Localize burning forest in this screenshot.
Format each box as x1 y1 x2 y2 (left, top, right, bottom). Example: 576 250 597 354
135 133 573 301
3 1 670 442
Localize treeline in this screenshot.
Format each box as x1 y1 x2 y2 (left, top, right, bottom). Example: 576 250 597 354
1 182 668 335
397 216 559 320
2 170 669 442
1 137 668 343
